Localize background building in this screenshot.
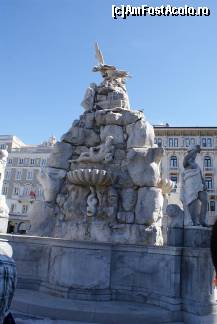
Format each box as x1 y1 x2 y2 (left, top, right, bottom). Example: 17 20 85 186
154 126 217 225
1 126 217 232
0 135 56 233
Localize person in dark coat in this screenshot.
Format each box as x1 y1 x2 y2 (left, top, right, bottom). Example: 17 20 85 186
211 220 217 285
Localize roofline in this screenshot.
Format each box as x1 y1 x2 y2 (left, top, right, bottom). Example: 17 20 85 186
153 126 217 129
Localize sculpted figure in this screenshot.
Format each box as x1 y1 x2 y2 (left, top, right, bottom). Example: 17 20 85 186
75 136 114 163
93 42 130 82
0 149 8 164
182 145 208 226
87 187 98 217
92 43 130 108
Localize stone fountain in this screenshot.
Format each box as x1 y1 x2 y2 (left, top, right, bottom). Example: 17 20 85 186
30 43 166 246
5 45 215 323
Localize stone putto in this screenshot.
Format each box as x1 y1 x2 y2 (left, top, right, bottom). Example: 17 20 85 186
181 144 208 226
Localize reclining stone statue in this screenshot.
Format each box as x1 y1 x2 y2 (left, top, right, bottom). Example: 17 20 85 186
181 144 208 226
74 136 114 163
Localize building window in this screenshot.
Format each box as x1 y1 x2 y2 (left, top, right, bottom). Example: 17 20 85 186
202 138 207 147
185 138 190 147
24 158 29 165
37 187 43 197
23 186 31 197
30 159 35 165
170 156 178 168
22 205 28 214
5 170 11 180
41 159 47 167
191 138 195 145
10 203 16 213
169 138 178 147
205 177 213 190
204 156 212 168
2 186 8 195
36 158 41 166
209 201 215 212
18 158 24 165
13 186 20 196
155 138 162 147
207 138 212 147
8 159 12 165
15 170 22 180
26 170 33 180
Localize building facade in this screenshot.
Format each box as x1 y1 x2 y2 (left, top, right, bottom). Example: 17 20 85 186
0 135 56 233
154 126 217 225
1 127 217 232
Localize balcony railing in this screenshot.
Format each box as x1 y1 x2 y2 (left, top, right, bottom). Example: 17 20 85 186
169 165 178 169
207 188 216 193
203 166 213 171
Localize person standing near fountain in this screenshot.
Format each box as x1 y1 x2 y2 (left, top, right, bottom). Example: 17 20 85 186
182 144 208 226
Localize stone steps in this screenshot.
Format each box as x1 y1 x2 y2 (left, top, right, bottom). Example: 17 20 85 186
12 289 182 324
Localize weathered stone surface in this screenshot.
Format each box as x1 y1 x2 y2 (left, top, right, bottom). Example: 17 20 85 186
79 112 95 129
113 168 134 188
37 167 66 203
61 123 100 147
95 110 121 126
97 187 118 221
72 146 89 156
120 188 137 212
127 148 163 187
114 149 126 161
100 125 124 145
135 187 163 225
81 83 97 111
126 119 155 148
166 204 184 228
167 228 183 247
29 201 57 236
88 221 112 242
47 142 73 170
121 110 143 125
62 185 90 220
0 195 9 233
95 109 143 127
111 245 180 297
48 246 111 289
111 223 163 245
183 226 212 248
182 248 214 315
117 211 134 224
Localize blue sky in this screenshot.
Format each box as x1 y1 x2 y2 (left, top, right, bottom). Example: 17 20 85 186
0 0 216 144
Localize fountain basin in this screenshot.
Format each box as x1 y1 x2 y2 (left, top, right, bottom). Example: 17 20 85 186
67 168 113 187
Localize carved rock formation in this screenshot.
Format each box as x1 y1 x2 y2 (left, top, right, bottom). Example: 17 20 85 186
30 47 166 246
